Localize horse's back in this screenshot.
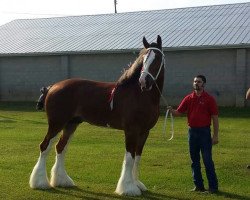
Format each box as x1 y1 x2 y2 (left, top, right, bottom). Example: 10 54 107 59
45 78 115 126
47 78 115 100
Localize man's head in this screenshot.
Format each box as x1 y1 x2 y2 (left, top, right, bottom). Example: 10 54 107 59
193 75 206 92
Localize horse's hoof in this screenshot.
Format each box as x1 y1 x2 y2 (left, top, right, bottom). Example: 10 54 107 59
50 162 75 187
29 166 51 189
29 179 52 189
50 173 75 187
50 177 75 188
136 181 147 191
115 183 142 196
116 188 142 196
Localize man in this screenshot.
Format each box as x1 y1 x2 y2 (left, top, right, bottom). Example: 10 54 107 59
168 75 219 193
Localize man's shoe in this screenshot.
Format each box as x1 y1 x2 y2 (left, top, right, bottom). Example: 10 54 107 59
190 187 206 192
208 188 218 194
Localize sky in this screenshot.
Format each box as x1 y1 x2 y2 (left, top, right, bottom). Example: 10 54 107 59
0 0 249 26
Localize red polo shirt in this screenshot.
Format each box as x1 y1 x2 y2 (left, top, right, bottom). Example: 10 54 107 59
177 91 218 128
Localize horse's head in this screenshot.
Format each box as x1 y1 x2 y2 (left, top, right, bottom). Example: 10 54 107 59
139 35 165 91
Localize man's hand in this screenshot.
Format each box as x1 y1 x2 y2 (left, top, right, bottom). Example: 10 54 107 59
167 106 182 117
211 115 219 145
212 135 219 145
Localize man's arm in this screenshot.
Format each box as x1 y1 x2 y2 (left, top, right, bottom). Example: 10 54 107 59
167 106 183 117
211 115 219 145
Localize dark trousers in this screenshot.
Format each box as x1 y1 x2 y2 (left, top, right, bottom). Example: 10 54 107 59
188 127 218 189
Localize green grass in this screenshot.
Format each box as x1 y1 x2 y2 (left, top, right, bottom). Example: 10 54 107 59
0 102 249 200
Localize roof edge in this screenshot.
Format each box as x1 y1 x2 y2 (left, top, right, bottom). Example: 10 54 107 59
0 44 249 57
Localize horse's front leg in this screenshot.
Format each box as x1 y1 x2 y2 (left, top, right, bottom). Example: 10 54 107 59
133 131 149 192
115 131 141 196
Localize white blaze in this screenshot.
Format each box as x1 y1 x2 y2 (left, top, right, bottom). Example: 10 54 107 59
139 51 156 88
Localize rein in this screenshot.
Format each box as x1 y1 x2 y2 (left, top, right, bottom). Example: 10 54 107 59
154 83 174 141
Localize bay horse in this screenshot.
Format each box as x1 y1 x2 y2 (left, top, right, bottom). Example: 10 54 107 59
29 35 165 196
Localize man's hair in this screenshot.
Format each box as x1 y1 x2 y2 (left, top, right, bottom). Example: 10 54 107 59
196 75 206 83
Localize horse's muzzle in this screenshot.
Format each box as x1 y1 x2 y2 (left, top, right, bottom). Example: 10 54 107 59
139 75 153 91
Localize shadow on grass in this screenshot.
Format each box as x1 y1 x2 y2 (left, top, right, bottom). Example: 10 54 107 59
0 116 16 123
215 190 250 200
23 119 47 125
0 115 46 125
41 187 192 200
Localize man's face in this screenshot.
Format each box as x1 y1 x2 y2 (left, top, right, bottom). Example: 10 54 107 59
193 77 204 91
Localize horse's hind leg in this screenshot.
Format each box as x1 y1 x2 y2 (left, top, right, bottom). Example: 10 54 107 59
29 126 60 189
50 122 78 187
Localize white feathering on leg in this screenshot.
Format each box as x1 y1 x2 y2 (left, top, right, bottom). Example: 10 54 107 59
50 137 75 187
115 152 141 196
29 153 51 189
29 138 55 189
133 155 147 191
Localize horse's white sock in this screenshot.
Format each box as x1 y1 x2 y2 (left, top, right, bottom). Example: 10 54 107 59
29 138 55 189
50 149 75 187
115 152 141 196
133 155 147 191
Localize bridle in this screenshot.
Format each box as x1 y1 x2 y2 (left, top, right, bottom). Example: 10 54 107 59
140 47 165 82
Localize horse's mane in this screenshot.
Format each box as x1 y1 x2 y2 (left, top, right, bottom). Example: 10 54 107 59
117 48 147 86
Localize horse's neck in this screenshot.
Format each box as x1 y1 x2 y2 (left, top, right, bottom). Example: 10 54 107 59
117 63 142 87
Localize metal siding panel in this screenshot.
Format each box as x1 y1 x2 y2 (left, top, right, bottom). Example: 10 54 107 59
181 8 215 46
167 9 195 47
242 31 250 44
202 8 235 45
0 2 249 55
182 7 221 46
239 26 250 44
220 26 242 45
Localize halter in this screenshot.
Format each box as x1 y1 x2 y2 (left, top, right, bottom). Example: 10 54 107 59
140 47 165 81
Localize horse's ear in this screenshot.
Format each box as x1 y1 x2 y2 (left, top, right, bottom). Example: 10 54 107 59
157 35 162 48
143 36 150 49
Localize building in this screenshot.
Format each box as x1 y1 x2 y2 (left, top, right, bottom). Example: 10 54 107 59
0 2 249 106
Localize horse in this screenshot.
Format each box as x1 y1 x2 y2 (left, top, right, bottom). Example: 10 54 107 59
29 35 165 196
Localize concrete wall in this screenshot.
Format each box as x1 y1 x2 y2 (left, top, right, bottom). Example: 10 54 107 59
0 48 249 106
0 56 62 101
165 49 235 106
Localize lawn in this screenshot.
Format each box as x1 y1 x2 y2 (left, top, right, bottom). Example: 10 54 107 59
0 102 249 200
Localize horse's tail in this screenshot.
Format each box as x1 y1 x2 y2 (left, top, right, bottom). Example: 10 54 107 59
36 85 52 110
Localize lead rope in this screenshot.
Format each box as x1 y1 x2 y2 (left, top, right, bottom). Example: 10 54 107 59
155 83 174 141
